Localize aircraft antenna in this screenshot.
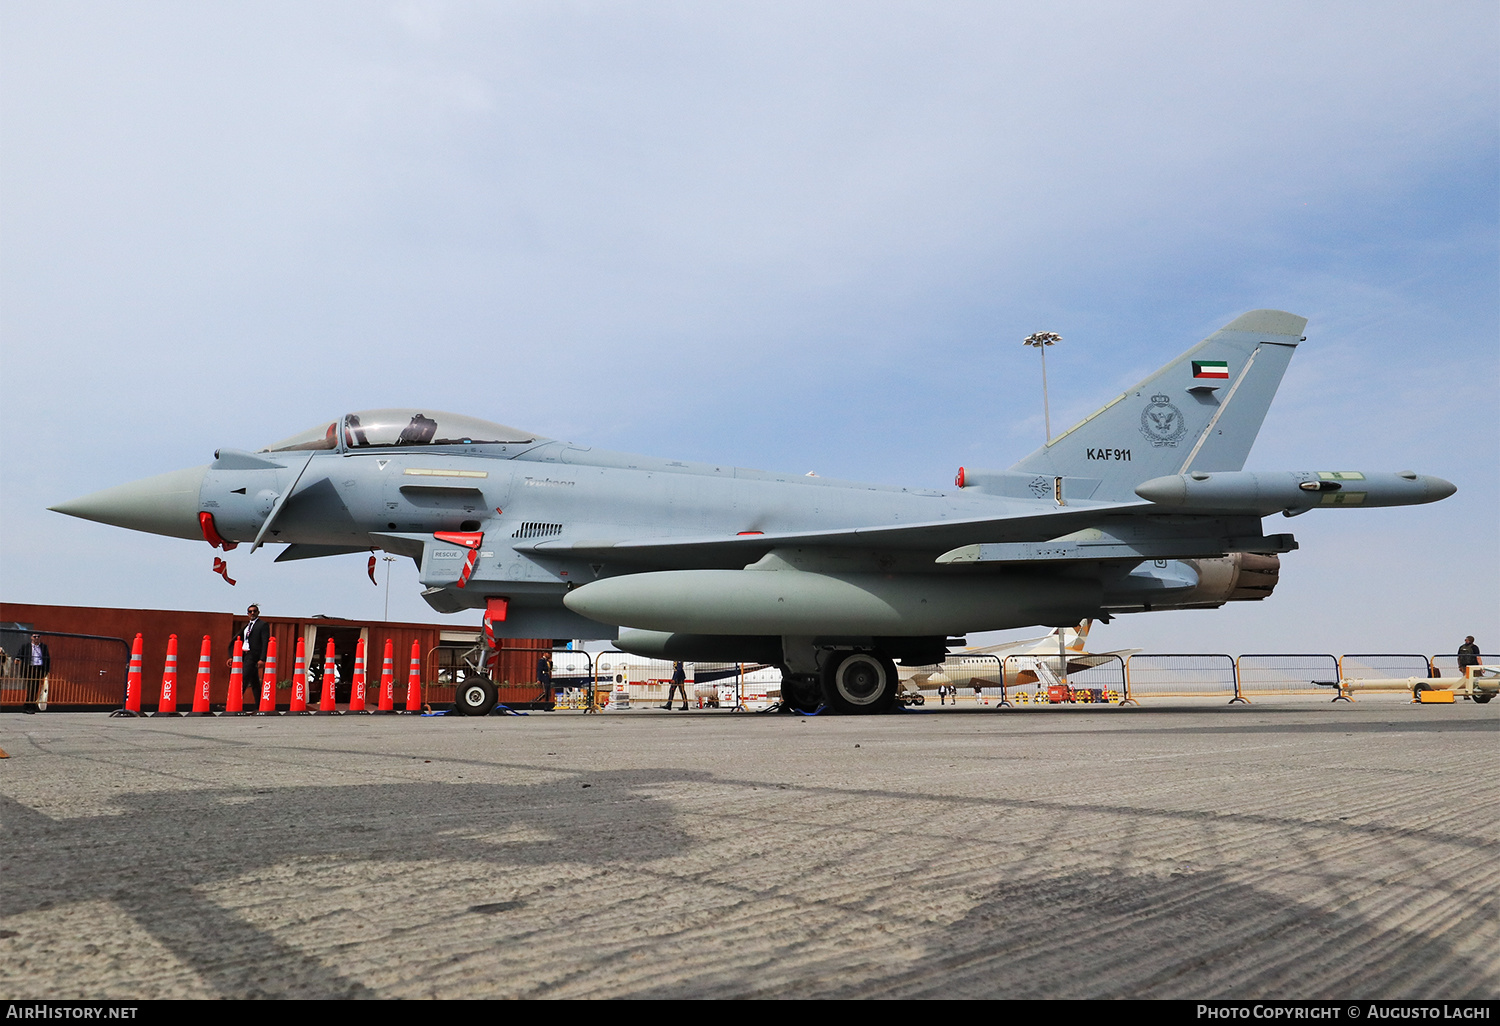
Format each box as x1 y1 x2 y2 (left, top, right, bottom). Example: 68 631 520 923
1023 331 1063 443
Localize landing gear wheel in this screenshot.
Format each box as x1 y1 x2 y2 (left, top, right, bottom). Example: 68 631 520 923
455 677 498 716
823 652 898 715
780 672 824 713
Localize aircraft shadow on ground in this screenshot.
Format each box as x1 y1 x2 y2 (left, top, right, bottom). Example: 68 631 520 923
0 770 706 998
4 764 1494 998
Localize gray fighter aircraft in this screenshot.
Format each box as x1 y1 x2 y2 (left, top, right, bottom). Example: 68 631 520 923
52 310 1454 714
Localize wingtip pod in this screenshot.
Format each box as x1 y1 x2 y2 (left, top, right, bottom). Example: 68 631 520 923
1136 471 1456 514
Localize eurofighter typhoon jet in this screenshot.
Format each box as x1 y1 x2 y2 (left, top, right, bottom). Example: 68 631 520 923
53 311 1454 714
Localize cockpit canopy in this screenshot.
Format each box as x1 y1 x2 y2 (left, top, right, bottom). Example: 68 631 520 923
261 410 538 453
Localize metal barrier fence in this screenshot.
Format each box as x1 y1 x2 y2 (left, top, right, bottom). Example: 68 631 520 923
576 654 757 709
1430 653 1494 677
1 639 1484 713
1235 654 1341 698
1124 654 1237 702
1062 655 1126 700
923 654 1004 705
1338 654 1431 680
999 653 1125 703
939 654 1004 688
1000 654 1058 697
0 631 131 710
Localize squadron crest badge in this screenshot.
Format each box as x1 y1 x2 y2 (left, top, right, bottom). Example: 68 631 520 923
1140 394 1186 447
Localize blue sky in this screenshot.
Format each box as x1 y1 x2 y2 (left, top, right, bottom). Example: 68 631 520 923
3 1 1495 656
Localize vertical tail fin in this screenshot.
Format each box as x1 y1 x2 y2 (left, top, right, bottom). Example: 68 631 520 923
1066 619 1092 652
1009 310 1307 501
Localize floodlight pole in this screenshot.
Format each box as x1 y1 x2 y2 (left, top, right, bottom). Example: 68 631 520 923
1023 331 1063 444
382 555 396 621
1058 628 1068 693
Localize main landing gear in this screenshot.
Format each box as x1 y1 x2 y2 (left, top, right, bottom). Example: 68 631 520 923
779 651 901 715
823 652 899 714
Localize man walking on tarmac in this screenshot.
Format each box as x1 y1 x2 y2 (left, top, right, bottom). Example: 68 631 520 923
1458 636 1482 675
236 605 270 707
662 660 689 710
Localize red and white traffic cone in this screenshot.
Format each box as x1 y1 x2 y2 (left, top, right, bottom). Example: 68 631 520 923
225 637 246 715
288 637 310 714
348 638 368 713
118 633 144 716
316 638 340 715
256 637 279 715
404 640 423 713
155 635 181 716
375 639 396 714
190 635 213 716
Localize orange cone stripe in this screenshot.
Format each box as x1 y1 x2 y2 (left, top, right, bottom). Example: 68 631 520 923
405 640 422 712
125 633 144 713
160 635 179 713
289 637 308 713
227 638 244 714
350 639 367 711
378 639 395 711
192 635 213 714
259 638 278 712
320 638 338 712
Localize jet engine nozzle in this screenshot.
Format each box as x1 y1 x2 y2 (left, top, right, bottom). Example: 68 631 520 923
49 465 209 541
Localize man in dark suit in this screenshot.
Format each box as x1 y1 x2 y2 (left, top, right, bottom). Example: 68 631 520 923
238 605 271 707
13 632 50 714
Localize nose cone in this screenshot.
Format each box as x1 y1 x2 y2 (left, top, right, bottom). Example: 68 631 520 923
50 465 209 541
1423 476 1458 502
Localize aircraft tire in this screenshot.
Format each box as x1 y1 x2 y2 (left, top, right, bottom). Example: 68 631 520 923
823 652 898 715
455 677 498 717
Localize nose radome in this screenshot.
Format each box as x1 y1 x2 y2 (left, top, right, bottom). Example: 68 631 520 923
49 465 209 541
1424 476 1457 502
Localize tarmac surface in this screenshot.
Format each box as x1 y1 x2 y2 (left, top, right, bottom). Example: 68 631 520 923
1 697 1496 1000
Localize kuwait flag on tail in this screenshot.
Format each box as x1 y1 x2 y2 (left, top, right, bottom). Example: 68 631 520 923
1192 360 1230 379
